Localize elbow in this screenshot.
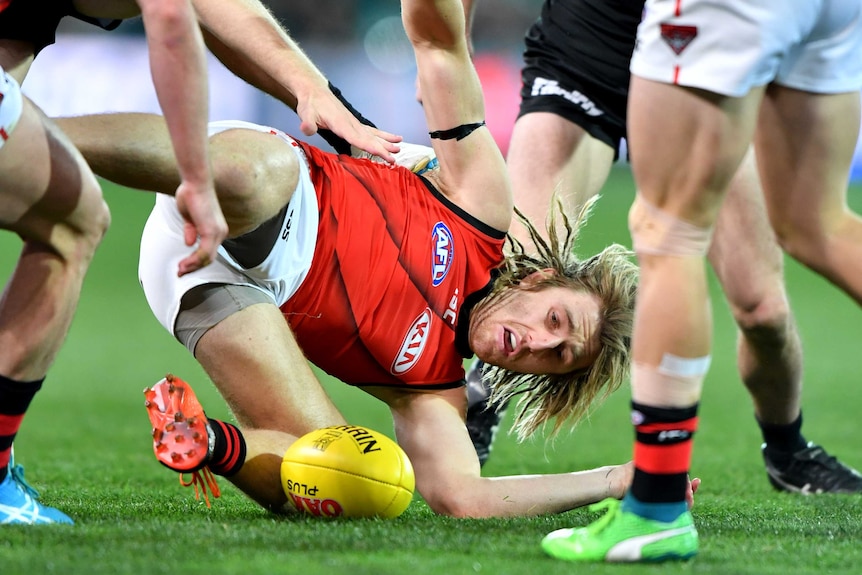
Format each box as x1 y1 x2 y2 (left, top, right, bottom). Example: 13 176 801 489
420 486 491 519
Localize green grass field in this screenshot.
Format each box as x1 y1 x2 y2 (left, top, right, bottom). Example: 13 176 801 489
2 169 862 575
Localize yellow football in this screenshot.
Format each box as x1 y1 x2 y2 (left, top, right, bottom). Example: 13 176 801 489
281 425 415 519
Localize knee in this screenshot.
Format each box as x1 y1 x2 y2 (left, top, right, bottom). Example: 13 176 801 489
84 186 111 247
730 290 792 344
70 177 111 261
36 182 111 275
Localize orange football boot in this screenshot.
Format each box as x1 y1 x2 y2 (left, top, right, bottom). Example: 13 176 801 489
144 374 220 506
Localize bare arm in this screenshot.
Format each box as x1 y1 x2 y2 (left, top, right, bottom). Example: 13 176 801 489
137 0 227 276
373 385 631 518
402 0 512 232
462 0 478 54
192 0 401 162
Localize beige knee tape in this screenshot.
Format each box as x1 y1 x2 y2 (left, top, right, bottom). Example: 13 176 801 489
628 195 713 256
631 354 711 407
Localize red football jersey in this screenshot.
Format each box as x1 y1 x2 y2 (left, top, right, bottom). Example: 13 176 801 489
282 141 506 388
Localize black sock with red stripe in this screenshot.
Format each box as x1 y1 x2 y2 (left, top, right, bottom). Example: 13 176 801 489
625 401 698 522
206 419 247 477
0 375 44 482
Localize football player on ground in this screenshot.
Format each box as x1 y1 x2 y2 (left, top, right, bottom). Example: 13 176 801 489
58 0 681 518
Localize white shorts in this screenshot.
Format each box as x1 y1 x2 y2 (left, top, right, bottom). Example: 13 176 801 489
138 120 319 337
0 67 23 149
632 0 862 96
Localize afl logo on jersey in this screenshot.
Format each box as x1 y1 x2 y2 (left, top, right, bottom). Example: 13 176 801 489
391 308 432 375
431 222 453 286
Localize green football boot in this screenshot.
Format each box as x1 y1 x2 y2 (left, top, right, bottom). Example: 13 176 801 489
541 498 697 563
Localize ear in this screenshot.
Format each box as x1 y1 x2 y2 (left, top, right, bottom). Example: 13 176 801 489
520 268 556 287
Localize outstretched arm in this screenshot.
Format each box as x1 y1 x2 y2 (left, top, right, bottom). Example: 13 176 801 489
401 0 512 232
414 0 477 103
374 385 630 517
138 0 227 276
192 0 401 162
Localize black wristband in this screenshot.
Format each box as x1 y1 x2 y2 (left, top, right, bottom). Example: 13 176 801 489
429 121 486 141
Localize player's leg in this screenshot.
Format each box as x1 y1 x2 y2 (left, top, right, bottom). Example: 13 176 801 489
710 149 802 427
0 83 109 524
0 107 108 380
144 289 349 512
626 77 760 503
194 300 348 511
57 113 301 239
543 75 762 561
468 0 631 467
506 112 615 250
468 114 613 466
137 128 345 512
710 149 862 492
757 87 862 305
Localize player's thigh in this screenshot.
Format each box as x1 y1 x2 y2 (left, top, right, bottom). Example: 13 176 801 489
756 87 860 238
507 112 613 241
628 77 763 226
709 148 785 311
194 302 347 433
0 98 106 246
207 125 302 235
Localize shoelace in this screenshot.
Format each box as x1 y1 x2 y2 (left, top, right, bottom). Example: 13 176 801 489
800 446 840 468
179 467 221 508
9 464 40 499
584 498 622 535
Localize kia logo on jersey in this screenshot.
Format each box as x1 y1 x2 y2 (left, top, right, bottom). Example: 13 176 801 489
391 308 432 375
431 222 453 286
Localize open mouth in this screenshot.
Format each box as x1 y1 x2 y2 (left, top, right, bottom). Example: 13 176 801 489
502 328 517 354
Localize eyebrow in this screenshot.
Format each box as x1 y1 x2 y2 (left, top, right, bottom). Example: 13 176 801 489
565 307 576 338
565 306 580 363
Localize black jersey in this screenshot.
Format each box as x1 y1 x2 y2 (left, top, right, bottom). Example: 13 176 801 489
0 0 121 56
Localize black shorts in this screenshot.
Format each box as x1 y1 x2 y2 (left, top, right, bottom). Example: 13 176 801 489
0 0 121 56
517 0 643 159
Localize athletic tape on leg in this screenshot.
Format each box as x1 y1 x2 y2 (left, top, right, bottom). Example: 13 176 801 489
631 354 711 406
628 194 713 256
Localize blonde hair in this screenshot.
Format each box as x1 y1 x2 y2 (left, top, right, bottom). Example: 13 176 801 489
481 196 638 441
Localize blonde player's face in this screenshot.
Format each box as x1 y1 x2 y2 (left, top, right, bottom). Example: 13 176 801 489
468 283 603 375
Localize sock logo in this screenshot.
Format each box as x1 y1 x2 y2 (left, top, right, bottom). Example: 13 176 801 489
657 429 691 443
